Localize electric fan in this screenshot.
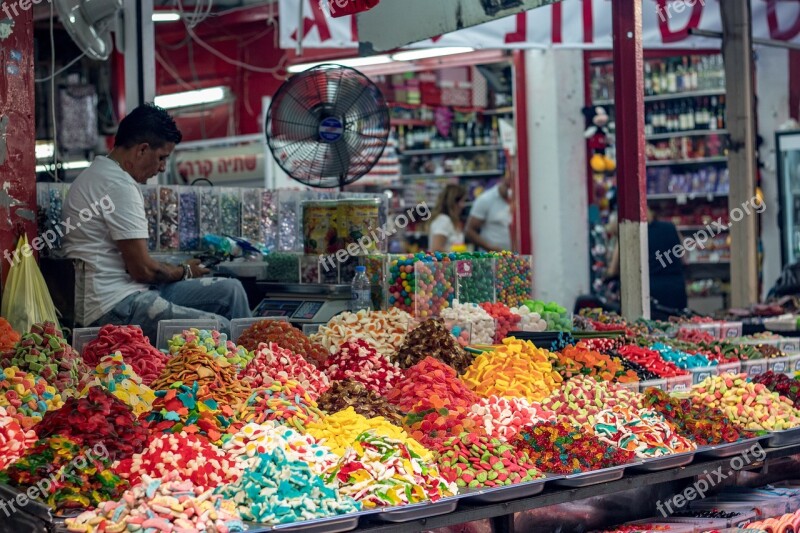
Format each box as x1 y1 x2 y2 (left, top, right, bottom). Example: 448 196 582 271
266 64 390 189
55 0 122 61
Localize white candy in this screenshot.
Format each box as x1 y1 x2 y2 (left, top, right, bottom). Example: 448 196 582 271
440 301 497 345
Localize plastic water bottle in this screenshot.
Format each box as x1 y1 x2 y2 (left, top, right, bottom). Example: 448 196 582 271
351 266 372 312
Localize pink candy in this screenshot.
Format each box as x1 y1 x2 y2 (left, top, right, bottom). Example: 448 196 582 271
240 342 330 400
323 339 402 395
0 406 37 470
468 396 556 441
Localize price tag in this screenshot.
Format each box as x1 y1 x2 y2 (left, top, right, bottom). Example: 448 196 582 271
794 359 800 372
770 361 787 373
748 365 763 376
695 372 711 383
456 260 473 278
672 384 687 392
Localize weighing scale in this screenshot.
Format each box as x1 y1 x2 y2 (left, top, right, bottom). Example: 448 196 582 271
253 283 352 325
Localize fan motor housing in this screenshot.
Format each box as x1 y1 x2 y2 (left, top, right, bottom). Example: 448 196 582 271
319 116 345 143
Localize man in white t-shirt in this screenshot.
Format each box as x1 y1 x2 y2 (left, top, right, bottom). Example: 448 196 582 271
62 103 251 342
465 170 513 252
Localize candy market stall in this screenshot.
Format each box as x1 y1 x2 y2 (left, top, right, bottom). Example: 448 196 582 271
1 311 800 533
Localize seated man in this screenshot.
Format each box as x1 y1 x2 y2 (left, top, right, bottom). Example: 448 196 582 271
62 103 251 342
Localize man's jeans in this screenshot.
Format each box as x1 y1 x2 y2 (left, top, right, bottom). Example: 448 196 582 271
90 277 252 344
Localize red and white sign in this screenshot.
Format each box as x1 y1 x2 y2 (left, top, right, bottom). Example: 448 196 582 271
280 0 800 50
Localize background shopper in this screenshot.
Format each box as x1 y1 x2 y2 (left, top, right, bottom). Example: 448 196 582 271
428 184 467 252
466 169 513 252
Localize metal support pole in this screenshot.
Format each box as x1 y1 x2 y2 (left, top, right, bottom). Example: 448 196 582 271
612 0 649 320
123 0 155 110
722 0 759 307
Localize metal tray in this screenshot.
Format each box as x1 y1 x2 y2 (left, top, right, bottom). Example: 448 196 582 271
694 437 768 458
628 451 695 472
550 465 626 488
457 476 554 504
766 426 800 448
269 514 360 533
0 483 54 523
373 498 459 523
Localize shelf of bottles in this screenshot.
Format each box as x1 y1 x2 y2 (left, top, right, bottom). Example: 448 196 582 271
589 52 732 310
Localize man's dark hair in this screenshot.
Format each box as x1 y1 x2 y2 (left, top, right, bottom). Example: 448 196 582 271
114 103 182 148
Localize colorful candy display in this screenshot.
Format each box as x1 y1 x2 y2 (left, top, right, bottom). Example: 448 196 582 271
151 346 250 408
65 474 245 533
387 254 456 316
651 342 716 370
219 447 360 523
752 371 800 408
317 379 404 425
468 396 556 441
552 343 639 383
0 405 36 470
479 302 522 342
237 320 328 365
642 387 748 445
81 325 167 386
4 436 127 511
461 338 562 401
240 342 330 399
688 374 800 431
0 366 63 429
541 376 643 429
592 406 696 457
35 386 149 461
403 401 483 451
616 345 689 378
168 328 253 369
323 338 402 394
310 308 413 357
237 379 324 433
115 432 242 489
515 420 635 474
223 422 338 476
386 357 479 412
522 299 572 331
437 432 544 488
396 318 473 373
440 302 496 345
306 406 431 459
327 431 455 506
81 354 156 416
144 382 237 444
2 322 90 395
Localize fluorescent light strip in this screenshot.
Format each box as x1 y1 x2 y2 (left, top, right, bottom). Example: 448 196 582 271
36 142 54 160
154 86 228 110
391 47 475 62
36 160 91 172
288 55 393 73
153 12 181 22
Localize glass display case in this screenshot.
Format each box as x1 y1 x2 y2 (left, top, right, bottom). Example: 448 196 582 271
777 130 800 266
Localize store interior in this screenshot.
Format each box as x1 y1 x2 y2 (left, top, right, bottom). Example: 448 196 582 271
2 1 800 533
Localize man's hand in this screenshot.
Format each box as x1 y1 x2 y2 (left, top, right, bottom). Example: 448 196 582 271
185 258 210 278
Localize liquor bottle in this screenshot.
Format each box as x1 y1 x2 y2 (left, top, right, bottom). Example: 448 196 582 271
644 62 653 96
676 57 686 93
398 126 406 151
659 63 669 96
689 56 699 91
457 124 466 147
717 95 726 129
491 117 499 145
644 106 653 137
694 98 705 130
652 62 661 95
405 127 414 150
483 125 491 146
686 100 696 130
667 61 678 93
678 101 688 131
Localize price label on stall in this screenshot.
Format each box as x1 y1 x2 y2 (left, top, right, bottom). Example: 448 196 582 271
456 260 473 278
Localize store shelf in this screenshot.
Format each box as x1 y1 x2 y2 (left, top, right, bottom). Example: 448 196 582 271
392 119 435 127
646 129 728 141
403 170 504 180
399 145 504 157
676 224 729 232
593 89 726 107
480 106 514 115
647 192 728 201
688 260 731 266
646 156 727 167
350 443 800 532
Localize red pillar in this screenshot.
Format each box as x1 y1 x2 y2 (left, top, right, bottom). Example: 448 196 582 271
611 0 650 319
513 50 531 255
0 9 36 287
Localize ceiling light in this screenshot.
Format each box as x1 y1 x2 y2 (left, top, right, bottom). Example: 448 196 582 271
35 160 91 172
153 12 181 22
288 55 393 73
154 86 228 109
36 142 54 160
391 47 475 62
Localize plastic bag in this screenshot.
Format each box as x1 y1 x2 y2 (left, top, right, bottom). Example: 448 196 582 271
1 235 60 334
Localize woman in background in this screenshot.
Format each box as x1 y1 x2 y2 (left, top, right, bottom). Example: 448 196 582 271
428 184 467 252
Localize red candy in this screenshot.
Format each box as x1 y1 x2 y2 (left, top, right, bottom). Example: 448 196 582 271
240 342 330 400
237 320 328 365
480 303 522 342
404 399 484 451
0 406 37 470
35 386 149 461
386 357 479 413
323 339 402 395
82 325 167 386
616 345 689 378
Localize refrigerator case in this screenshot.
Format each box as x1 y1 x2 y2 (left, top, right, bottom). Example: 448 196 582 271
778 131 800 267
